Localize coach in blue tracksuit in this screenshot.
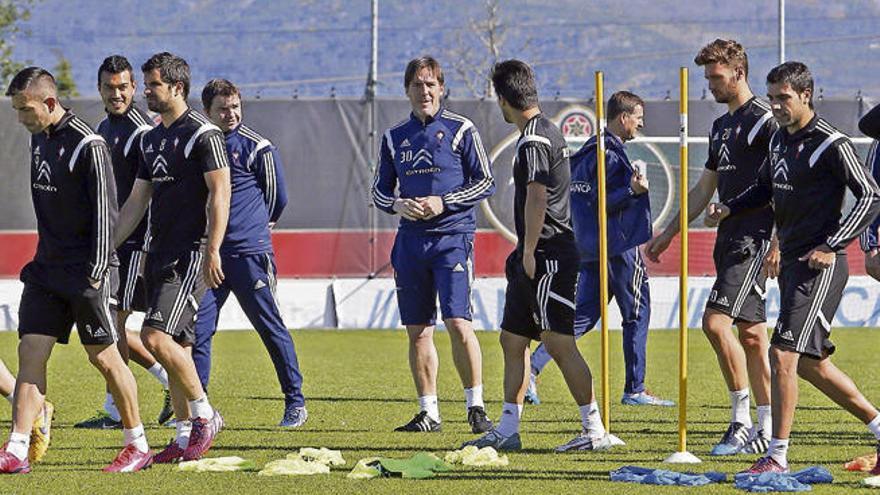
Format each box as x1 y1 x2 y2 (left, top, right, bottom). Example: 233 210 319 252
526 91 673 406
372 56 495 434
193 79 307 427
860 104 880 281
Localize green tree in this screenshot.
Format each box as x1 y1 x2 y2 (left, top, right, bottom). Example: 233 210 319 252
0 1 34 88
53 50 78 98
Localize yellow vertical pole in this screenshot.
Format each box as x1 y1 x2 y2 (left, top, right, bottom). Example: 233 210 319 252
595 71 610 431
677 66 689 453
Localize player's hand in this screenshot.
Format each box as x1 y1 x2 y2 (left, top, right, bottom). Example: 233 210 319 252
417 196 444 220
203 249 225 289
630 171 649 195
704 202 730 228
762 238 781 279
645 231 672 263
522 250 536 280
392 198 425 221
799 244 835 270
865 248 880 282
88 277 101 290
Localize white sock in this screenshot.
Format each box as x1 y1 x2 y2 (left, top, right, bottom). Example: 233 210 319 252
175 420 193 448
188 396 214 420
730 388 752 428
756 405 772 435
5 432 29 461
868 414 880 440
104 392 121 422
580 401 606 437
464 385 484 410
4 390 13 405
123 424 149 453
147 363 170 390
418 395 440 422
768 437 789 467
495 402 522 437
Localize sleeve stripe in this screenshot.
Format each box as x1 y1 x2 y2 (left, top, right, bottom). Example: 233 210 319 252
516 134 551 153
371 135 396 207
860 141 880 249
91 145 110 279
809 132 845 168
444 126 495 204
247 139 272 169
747 111 773 145
69 134 106 172
184 123 222 159
207 133 230 169
371 168 395 207
124 125 153 157
451 120 473 150
262 151 278 219
828 142 875 246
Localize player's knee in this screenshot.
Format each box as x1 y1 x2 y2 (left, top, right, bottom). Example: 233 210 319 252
543 334 574 362
140 329 167 356
87 349 117 375
445 319 475 344
738 328 767 352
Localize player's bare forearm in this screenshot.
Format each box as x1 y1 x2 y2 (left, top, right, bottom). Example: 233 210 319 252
204 168 231 254
663 170 716 236
115 179 152 248
524 182 547 254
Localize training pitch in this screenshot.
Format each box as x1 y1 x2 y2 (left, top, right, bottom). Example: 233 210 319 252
0 328 876 494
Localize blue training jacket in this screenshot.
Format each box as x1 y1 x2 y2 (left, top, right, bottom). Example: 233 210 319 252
220 123 288 255
570 132 651 262
371 107 495 235
860 141 880 251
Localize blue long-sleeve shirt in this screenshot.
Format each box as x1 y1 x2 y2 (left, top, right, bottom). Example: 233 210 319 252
371 108 494 234
860 140 880 251
569 132 651 262
220 123 288 255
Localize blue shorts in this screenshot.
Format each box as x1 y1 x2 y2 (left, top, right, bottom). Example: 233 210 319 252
391 232 474 326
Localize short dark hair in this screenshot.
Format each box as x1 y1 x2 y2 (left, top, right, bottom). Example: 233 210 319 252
767 61 814 108
607 91 644 121
404 56 444 89
97 55 133 84
201 78 240 111
694 39 749 77
141 52 191 98
491 59 539 111
5 66 55 97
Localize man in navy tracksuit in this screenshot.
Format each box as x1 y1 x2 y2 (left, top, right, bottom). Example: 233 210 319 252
192 79 306 427
860 104 880 282
526 91 673 407
371 56 495 434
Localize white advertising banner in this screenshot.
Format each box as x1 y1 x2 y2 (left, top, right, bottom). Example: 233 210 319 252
0 276 878 331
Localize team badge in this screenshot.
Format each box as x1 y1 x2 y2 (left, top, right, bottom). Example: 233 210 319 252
435 131 444 141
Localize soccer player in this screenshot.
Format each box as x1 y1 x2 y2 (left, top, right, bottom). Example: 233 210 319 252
75 55 173 429
371 56 495 433
707 61 880 474
525 91 673 408
115 52 229 463
859 105 880 285
0 359 53 464
1 67 152 473
464 60 610 452
645 39 777 455
192 78 307 427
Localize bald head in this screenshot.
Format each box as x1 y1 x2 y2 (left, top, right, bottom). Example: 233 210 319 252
7 67 64 134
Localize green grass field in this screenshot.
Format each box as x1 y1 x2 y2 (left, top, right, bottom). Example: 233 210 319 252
0 328 877 494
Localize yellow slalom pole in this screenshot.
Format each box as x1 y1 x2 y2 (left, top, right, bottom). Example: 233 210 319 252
595 71 610 432
678 66 689 454
664 67 699 463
